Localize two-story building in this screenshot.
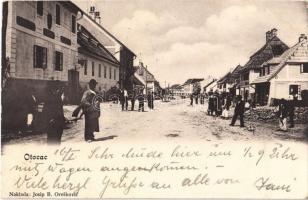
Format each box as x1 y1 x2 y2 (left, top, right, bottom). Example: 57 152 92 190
182 78 204 96
77 24 120 101
252 34 308 105
77 12 136 91
133 61 161 95
239 29 289 101
2 1 82 130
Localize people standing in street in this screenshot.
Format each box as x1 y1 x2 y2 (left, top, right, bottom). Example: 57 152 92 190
277 98 288 131
81 79 100 142
138 92 145 112
207 90 214 116
147 91 155 110
190 93 194 106
230 95 245 127
288 95 297 128
123 89 128 111
131 89 136 111
43 81 65 145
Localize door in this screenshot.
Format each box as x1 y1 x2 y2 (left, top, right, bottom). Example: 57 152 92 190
68 69 80 105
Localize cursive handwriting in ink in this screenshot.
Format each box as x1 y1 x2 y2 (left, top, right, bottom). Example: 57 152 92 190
10 162 43 176
255 177 291 192
14 175 49 190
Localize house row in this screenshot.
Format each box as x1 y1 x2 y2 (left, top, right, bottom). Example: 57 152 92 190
133 61 161 94
217 29 308 105
2 1 137 105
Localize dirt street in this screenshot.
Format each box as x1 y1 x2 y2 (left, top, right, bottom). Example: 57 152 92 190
3 99 308 146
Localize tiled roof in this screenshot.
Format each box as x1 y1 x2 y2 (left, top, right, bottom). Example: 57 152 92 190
252 38 308 84
78 26 119 65
183 78 204 85
242 36 289 71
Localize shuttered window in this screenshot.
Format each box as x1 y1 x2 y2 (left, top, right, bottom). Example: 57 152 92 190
37 1 43 16
109 67 112 79
84 61 87 75
98 64 102 77
104 66 107 78
56 4 60 25
55 51 63 71
114 68 116 80
92 62 95 76
33 45 47 69
300 63 308 73
72 15 76 33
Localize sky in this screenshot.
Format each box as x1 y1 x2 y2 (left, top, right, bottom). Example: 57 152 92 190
74 0 307 85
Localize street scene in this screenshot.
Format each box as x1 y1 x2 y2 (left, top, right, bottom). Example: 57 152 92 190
1 1 308 146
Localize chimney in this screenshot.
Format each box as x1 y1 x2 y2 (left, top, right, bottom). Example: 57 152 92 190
266 31 271 42
266 28 278 42
299 34 307 42
271 28 277 37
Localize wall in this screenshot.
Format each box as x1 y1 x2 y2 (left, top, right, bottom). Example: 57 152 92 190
78 53 119 93
269 63 308 102
7 1 78 81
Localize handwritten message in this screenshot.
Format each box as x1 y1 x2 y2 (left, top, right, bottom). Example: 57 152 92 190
1 141 307 199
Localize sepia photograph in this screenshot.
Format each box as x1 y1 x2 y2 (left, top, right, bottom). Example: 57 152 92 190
1 0 307 199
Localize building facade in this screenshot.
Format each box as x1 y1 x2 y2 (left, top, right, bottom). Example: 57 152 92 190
77 13 136 91
2 1 82 130
239 29 289 101
252 34 308 105
77 25 120 100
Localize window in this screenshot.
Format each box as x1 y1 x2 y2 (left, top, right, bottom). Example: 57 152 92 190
139 68 144 76
98 64 101 78
109 67 112 79
54 51 63 71
289 85 299 95
300 63 308 73
92 62 95 76
33 45 47 69
114 69 116 80
71 15 76 33
37 1 43 16
243 72 249 80
267 66 270 75
104 65 107 78
56 5 60 25
84 61 87 75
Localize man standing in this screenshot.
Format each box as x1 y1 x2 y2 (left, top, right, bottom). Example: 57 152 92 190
43 81 65 145
230 95 245 127
131 89 136 111
81 79 100 142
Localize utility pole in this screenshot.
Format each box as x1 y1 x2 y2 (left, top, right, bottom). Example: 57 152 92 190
145 65 148 96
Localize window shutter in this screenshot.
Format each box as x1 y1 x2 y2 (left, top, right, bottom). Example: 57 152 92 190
33 46 37 68
300 64 302 73
42 47 47 69
60 52 63 71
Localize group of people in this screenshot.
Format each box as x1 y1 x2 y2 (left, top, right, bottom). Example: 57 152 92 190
201 89 298 130
119 89 155 112
276 98 296 131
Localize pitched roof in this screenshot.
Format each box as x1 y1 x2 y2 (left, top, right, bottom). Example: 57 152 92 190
252 37 308 84
134 63 157 82
230 64 244 79
170 84 183 89
241 36 289 71
217 72 231 84
82 12 136 56
77 25 119 65
183 78 204 85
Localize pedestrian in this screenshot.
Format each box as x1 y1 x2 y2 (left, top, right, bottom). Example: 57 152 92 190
288 95 297 128
43 81 65 145
131 89 136 111
138 92 145 112
147 91 155 110
190 94 194 106
230 95 245 127
123 89 128 110
200 93 205 105
277 98 288 131
208 93 214 116
81 79 100 142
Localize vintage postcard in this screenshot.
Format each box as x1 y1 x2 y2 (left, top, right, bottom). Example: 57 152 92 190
1 0 308 199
